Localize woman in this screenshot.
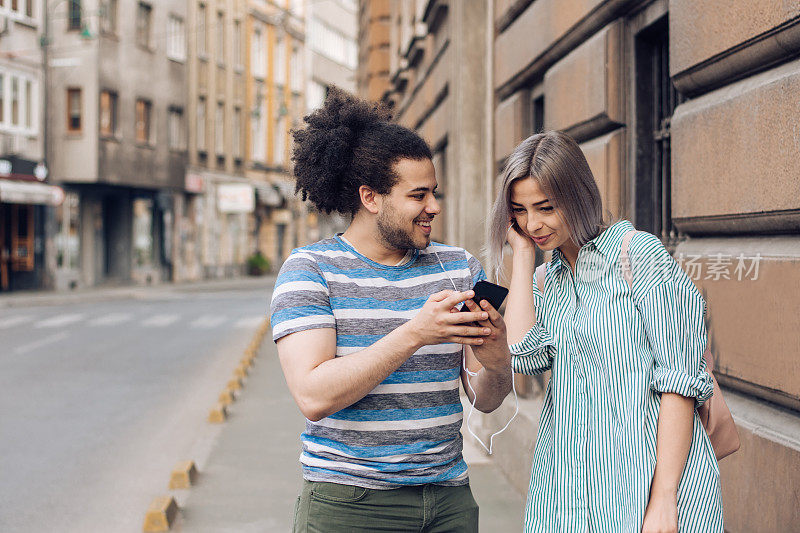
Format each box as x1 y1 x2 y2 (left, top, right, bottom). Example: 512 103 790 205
487 131 723 533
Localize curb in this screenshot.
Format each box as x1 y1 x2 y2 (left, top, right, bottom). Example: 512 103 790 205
141 318 271 531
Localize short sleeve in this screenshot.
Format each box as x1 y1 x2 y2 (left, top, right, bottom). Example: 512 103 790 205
465 250 487 287
270 250 336 342
630 233 714 406
508 271 555 376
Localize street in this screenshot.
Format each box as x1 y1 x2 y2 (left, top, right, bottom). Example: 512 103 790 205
0 281 272 532
0 279 525 532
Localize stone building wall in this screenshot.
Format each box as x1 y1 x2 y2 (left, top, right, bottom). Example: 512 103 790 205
363 1 800 529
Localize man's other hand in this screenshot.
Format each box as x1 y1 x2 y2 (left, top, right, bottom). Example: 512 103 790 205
462 298 511 372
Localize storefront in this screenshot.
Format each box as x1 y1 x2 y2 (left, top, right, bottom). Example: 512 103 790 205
0 168 64 292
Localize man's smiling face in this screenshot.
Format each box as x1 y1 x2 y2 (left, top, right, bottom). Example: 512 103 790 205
376 158 441 251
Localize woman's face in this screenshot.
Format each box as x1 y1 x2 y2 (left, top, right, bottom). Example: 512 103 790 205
509 178 574 253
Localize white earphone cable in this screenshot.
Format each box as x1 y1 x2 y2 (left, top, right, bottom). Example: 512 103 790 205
434 250 519 455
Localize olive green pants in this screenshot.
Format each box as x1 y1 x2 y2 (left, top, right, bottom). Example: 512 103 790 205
293 480 479 532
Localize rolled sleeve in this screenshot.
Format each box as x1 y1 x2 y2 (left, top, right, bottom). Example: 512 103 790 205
509 322 556 376
638 272 714 408
651 366 714 406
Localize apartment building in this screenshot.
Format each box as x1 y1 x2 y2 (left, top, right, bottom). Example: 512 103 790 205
0 1 62 291
305 0 357 240
45 0 188 288
245 0 307 268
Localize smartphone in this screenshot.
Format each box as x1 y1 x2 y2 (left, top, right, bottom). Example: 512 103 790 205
461 280 509 313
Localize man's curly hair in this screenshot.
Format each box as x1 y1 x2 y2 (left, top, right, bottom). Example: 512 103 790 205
291 86 432 215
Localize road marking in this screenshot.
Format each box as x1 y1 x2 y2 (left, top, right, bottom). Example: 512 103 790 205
142 314 180 327
15 331 70 354
190 315 227 328
233 316 264 329
0 315 35 329
35 314 85 328
89 313 133 326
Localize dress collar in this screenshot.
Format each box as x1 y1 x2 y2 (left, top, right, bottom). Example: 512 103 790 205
548 220 635 273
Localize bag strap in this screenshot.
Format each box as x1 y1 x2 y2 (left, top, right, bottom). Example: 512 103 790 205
535 263 547 294
619 230 639 290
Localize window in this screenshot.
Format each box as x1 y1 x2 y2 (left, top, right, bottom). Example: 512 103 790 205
67 88 81 132
167 15 186 61
135 98 152 143
68 0 81 31
306 81 326 112
215 102 224 155
251 98 265 162
10 205 35 272
197 3 207 56
251 25 265 78
0 73 37 133
102 0 118 34
290 46 302 93
24 0 31 17
634 17 683 244
136 3 152 49
531 94 544 134
24 80 31 129
233 20 242 68
11 77 18 126
275 35 286 85
168 107 185 150
99 90 117 137
233 106 241 158
197 96 206 151
289 0 304 18
308 18 357 69
274 114 285 165
56 193 80 270
133 198 154 267
216 12 224 64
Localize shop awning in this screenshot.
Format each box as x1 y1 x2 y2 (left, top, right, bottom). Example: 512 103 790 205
255 184 283 207
0 180 65 206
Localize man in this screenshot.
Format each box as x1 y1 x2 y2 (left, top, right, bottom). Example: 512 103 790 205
270 87 512 532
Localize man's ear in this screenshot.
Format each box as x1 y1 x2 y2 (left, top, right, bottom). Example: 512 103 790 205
359 185 381 214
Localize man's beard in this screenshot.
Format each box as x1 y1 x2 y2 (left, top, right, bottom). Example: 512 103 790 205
376 202 428 251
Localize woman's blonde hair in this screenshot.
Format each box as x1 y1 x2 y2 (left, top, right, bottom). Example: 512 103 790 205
486 131 608 280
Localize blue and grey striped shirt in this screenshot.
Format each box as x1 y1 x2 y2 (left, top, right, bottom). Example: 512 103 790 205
270 235 485 489
510 220 723 533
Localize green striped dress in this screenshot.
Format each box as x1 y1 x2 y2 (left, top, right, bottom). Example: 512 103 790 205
510 220 723 533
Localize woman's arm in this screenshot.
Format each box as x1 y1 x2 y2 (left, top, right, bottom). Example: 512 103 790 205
641 393 694 533
505 227 538 344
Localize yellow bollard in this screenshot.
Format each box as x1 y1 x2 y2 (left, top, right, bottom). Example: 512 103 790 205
143 496 178 532
168 461 198 489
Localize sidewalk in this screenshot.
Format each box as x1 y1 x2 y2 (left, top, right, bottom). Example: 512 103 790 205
0 275 277 308
173 338 526 532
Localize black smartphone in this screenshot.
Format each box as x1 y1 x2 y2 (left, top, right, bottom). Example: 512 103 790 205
461 280 509 313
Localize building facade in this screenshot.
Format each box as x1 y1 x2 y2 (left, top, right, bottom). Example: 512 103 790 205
306 0 357 240
0 1 62 292
364 0 800 529
245 0 308 268
47 0 188 289
183 0 250 282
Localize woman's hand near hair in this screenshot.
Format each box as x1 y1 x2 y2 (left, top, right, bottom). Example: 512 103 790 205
505 222 539 344
506 220 536 253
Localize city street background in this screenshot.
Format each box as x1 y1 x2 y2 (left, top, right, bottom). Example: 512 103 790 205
0 278 524 532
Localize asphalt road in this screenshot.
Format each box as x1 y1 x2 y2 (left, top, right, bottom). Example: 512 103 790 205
0 282 273 533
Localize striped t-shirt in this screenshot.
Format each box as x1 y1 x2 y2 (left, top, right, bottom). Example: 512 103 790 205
270 235 486 489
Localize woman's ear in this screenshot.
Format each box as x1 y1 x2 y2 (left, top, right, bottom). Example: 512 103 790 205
359 185 381 214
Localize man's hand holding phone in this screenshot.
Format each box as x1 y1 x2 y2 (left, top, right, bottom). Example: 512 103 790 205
405 290 492 349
